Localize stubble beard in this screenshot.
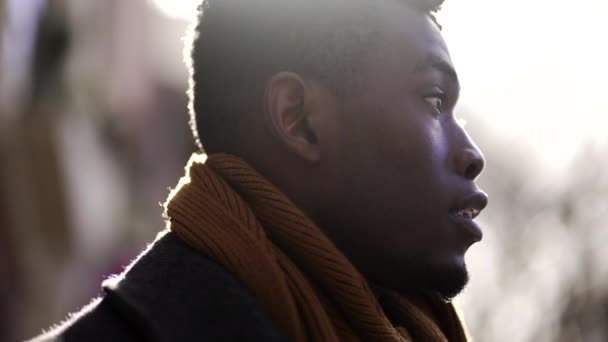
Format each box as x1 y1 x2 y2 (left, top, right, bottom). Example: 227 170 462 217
392 258 471 301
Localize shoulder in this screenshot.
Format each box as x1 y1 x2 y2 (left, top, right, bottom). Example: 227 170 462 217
29 231 284 342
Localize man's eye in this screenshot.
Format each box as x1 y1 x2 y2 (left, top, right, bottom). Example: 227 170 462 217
424 96 444 114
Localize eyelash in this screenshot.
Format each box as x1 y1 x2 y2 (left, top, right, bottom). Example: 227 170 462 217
424 92 446 116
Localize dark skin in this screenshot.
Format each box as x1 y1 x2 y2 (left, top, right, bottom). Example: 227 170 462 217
237 2 488 299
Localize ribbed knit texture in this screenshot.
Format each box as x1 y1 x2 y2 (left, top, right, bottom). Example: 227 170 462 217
164 153 469 342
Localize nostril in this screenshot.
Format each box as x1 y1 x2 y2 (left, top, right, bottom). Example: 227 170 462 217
455 148 485 179
465 163 479 180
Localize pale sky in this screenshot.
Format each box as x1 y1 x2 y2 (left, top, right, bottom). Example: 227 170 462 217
439 0 608 170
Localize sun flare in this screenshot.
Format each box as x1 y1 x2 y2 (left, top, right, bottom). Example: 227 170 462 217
150 0 199 20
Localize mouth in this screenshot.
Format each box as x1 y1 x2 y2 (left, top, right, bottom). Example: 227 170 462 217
453 207 480 220
449 191 488 242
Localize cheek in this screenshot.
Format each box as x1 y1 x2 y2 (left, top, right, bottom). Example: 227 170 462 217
338 99 449 185
379 112 448 179
332 98 452 206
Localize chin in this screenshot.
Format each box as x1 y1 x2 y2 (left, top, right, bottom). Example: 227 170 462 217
392 255 470 301
426 260 470 300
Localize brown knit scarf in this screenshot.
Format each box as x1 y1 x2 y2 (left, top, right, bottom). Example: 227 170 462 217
164 153 469 342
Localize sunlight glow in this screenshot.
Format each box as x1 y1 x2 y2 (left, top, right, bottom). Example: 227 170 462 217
150 0 199 20
440 0 608 170
456 117 467 128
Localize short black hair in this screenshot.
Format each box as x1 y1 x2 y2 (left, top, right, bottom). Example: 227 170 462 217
186 0 444 153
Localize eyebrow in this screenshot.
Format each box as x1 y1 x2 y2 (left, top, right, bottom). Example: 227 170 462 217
413 54 460 85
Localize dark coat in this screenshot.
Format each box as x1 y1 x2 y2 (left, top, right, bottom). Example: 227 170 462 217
30 232 285 341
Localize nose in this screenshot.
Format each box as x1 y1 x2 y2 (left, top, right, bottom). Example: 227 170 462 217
454 145 485 180
451 120 486 180
455 147 485 179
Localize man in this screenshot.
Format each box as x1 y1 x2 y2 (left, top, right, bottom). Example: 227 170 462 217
33 0 487 340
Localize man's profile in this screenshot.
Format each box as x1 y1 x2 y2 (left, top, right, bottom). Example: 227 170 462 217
32 0 488 340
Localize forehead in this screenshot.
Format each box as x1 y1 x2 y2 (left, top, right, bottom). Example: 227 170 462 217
363 3 453 86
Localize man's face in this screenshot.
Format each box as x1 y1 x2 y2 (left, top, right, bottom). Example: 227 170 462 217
319 4 487 298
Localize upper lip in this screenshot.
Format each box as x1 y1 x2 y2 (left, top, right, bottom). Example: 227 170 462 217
450 191 488 219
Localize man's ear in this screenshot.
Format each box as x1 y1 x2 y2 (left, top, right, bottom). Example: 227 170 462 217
264 72 322 163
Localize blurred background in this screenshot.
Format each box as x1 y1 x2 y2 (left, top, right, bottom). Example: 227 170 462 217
0 0 606 341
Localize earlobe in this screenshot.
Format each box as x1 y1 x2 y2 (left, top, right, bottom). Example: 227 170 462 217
264 72 321 163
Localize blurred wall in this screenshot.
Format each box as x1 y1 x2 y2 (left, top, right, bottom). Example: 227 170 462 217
1 0 194 339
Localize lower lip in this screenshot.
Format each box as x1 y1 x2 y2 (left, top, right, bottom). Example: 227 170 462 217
450 214 483 242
